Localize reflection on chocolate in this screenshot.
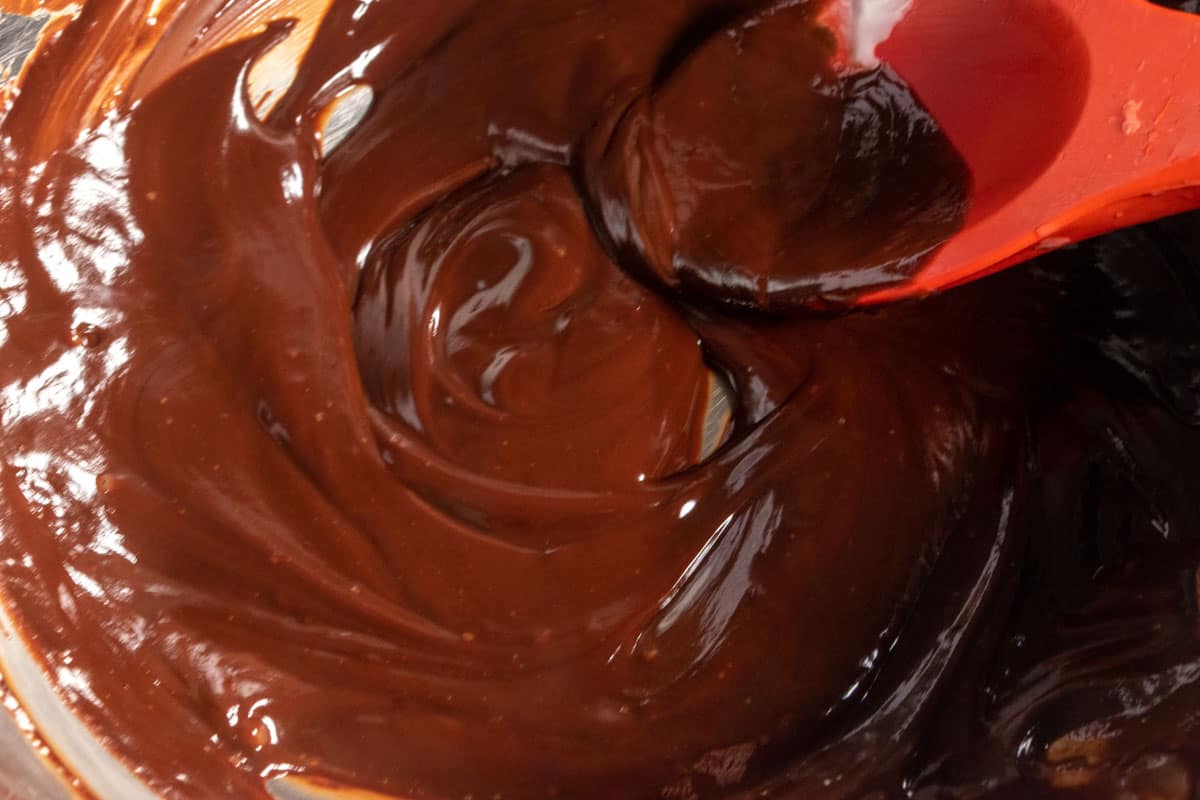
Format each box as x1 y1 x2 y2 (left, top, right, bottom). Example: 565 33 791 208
0 1 1198 799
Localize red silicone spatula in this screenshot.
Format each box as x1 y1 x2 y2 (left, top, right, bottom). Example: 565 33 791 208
851 0 1200 304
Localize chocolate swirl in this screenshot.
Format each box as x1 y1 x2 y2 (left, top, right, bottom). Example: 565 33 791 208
355 166 712 493
0 1 1199 799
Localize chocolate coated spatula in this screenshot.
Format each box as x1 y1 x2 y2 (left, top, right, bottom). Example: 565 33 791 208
855 0 1200 303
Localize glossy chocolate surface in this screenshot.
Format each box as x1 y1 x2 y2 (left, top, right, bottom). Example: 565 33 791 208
0 1 1198 799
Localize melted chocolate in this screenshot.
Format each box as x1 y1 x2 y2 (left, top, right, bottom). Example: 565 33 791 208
0 1 1197 799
